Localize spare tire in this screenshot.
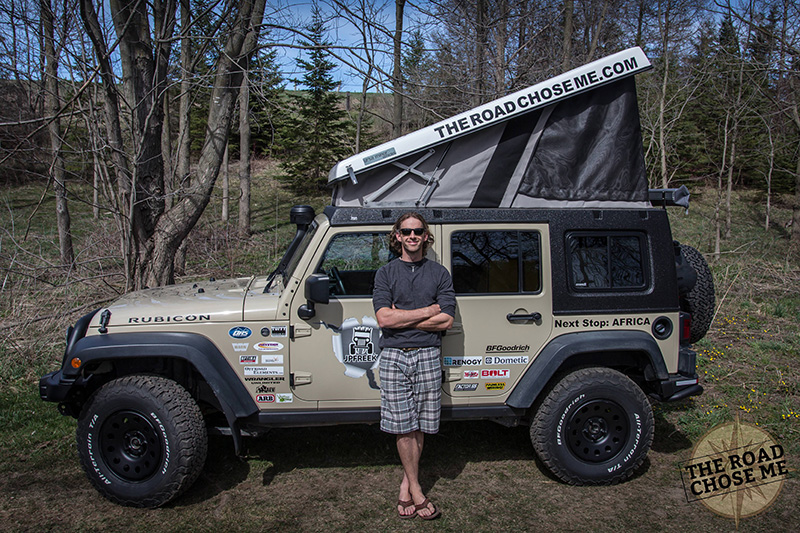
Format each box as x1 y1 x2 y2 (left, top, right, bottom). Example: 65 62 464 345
679 244 715 343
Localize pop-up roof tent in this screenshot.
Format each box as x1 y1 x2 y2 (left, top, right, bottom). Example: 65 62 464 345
328 47 654 209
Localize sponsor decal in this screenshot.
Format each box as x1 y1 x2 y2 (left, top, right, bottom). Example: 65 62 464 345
277 393 293 403
486 345 529 354
463 370 479 379
243 376 285 383
255 341 284 352
244 366 284 376
454 383 478 392
271 326 288 337
325 317 382 380
239 355 257 364
232 343 249 352
229 326 252 339
485 382 505 391
485 355 529 365
481 369 510 378
443 356 482 367
260 327 270 337
128 314 210 323
680 416 787 525
256 385 275 393
256 394 275 403
261 354 284 364
363 147 396 165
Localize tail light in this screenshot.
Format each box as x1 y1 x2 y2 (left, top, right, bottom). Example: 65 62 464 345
680 312 692 342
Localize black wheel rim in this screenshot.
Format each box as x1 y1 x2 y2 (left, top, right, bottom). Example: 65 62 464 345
99 410 163 482
564 399 629 464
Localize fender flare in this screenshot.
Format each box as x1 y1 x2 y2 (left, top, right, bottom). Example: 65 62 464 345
63 331 257 420
506 330 669 409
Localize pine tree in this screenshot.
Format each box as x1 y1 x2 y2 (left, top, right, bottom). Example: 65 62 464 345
279 7 353 194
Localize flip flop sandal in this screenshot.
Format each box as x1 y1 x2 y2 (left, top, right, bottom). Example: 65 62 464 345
397 499 417 519
415 498 441 520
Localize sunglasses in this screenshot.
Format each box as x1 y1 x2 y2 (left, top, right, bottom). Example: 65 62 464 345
398 227 425 236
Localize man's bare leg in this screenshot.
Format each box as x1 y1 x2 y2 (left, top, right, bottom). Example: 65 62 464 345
397 431 435 517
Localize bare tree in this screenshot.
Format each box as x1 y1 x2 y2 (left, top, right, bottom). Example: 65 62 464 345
392 0 405 138
239 75 251 237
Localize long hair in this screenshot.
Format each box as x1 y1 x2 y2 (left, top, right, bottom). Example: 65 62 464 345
389 212 434 256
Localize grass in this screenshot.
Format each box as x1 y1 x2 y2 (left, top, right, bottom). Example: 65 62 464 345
1 170 799 530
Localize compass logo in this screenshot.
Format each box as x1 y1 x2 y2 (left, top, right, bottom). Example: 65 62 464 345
680 416 787 526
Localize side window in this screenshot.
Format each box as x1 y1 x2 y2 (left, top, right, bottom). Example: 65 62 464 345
316 232 393 297
451 231 541 294
567 233 647 290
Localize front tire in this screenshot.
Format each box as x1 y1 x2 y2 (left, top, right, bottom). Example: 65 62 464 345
76 375 207 507
531 367 654 485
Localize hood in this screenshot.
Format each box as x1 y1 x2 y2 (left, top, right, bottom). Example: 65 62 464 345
95 277 259 328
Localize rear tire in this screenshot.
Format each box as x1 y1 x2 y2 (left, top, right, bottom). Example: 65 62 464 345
76 375 207 507
679 244 715 343
531 367 654 485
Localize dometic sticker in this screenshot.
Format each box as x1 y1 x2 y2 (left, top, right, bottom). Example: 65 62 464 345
443 356 482 367
271 326 288 337
244 366 284 376
232 343 249 352
326 317 382 379
463 370 479 379
484 355 529 365
260 354 284 365
254 341 284 352
454 383 478 392
256 394 275 403
239 355 257 364
229 326 252 339
277 393 293 403
485 382 506 391
481 369 510 379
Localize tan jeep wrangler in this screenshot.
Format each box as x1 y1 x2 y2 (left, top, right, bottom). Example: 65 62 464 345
39 47 714 507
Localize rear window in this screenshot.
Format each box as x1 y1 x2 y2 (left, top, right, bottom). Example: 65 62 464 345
567 232 647 291
451 231 541 294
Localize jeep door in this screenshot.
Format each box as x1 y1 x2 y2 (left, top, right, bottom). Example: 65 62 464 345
439 224 553 399
289 227 392 404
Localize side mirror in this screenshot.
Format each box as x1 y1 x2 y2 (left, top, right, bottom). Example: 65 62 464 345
298 273 329 319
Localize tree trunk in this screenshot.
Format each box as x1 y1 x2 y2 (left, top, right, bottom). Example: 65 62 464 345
222 144 229 222
238 75 251 237
41 0 74 267
562 0 574 71
177 0 191 187
392 0 405 139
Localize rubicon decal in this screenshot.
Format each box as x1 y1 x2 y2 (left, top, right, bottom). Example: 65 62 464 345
229 326 252 338
128 314 210 323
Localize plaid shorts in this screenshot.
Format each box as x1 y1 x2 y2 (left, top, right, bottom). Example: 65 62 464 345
379 347 442 435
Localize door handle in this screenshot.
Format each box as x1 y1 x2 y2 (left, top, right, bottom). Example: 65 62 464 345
506 312 542 323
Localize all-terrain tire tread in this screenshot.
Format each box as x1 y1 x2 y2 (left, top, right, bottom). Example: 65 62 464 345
679 244 715 343
76 375 207 508
531 367 654 486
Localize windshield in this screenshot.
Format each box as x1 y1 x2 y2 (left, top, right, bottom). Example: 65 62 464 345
265 220 319 291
